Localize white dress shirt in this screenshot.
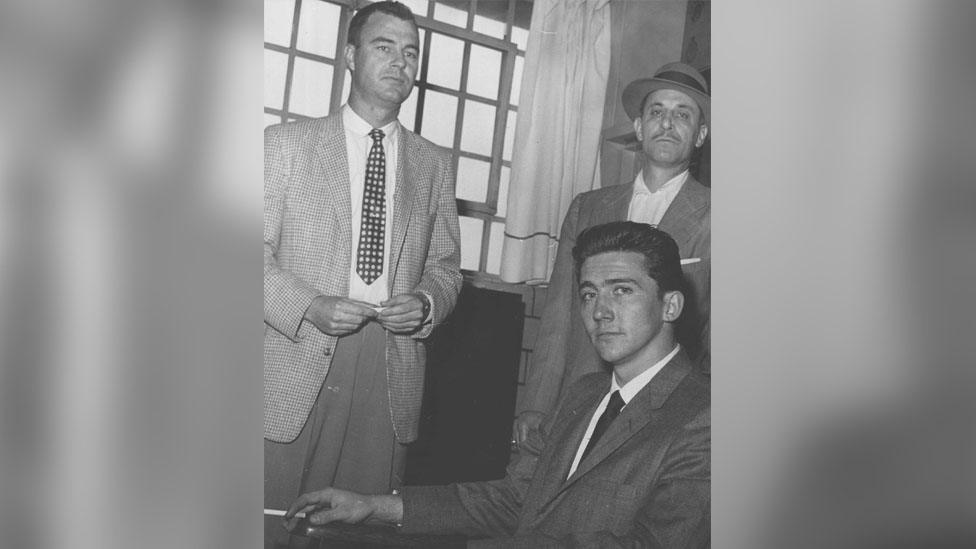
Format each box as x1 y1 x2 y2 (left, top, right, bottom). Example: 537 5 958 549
627 169 688 227
343 105 399 305
567 344 681 479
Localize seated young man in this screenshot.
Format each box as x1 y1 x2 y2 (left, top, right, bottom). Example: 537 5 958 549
285 221 710 548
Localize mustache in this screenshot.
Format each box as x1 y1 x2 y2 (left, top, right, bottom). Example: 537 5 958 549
652 131 681 141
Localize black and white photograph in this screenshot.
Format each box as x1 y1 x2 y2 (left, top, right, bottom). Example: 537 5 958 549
263 1 709 546
4 1 975 548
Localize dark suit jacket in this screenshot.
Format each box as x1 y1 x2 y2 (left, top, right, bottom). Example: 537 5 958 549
264 114 462 443
517 178 710 419
401 350 710 548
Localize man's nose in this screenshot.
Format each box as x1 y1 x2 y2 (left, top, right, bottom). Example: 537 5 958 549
661 112 673 129
592 295 614 321
391 50 406 68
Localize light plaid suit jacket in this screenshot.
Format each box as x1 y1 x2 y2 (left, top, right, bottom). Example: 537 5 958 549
264 113 462 443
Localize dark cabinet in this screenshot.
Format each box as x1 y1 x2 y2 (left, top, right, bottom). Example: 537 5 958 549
406 284 524 485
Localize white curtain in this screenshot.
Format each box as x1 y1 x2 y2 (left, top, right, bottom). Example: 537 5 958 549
499 0 611 284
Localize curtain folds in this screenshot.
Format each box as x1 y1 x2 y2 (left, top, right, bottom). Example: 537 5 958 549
499 0 611 284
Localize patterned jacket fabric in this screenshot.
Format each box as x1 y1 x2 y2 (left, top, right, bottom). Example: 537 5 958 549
264 114 461 443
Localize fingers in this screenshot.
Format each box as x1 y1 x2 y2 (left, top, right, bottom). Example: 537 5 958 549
334 299 379 321
376 313 422 329
308 296 380 336
308 506 347 525
285 490 330 519
378 295 420 314
283 492 325 530
282 510 316 532
319 299 379 335
376 317 422 334
516 421 530 445
307 497 372 525
515 412 545 445
377 307 421 322
376 294 424 333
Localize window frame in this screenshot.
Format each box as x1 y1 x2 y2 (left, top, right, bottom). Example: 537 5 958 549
265 0 529 281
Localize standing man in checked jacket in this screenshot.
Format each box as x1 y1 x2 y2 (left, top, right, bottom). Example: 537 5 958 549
263 0 461 519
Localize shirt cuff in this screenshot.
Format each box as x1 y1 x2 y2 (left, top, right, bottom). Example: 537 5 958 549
419 290 434 323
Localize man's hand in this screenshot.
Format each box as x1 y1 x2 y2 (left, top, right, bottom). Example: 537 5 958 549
283 487 402 530
513 411 546 446
304 295 378 336
376 293 427 334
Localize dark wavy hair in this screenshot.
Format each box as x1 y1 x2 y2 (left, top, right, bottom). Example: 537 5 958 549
347 1 417 46
572 221 685 297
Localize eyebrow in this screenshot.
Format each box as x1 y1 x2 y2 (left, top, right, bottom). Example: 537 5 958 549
605 278 639 285
369 36 419 51
648 101 695 111
578 278 638 289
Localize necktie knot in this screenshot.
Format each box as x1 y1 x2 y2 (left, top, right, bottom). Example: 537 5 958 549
369 128 385 142
606 390 625 417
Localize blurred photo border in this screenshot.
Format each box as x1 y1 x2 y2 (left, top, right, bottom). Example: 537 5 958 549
1 1 973 548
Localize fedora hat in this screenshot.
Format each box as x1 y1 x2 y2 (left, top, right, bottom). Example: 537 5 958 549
622 62 709 123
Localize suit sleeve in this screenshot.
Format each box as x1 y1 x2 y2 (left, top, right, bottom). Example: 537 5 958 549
264 124 320 342
467 408 711 549
515 196 582 415
412 148 462 339
398 412 547 537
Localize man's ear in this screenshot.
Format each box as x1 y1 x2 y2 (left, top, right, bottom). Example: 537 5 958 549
695 123 709 148
662 290 684 322
633 117 644 142
344 43 356 72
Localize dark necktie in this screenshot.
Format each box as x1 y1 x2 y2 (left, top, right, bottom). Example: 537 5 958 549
581 390 625 461
356 128 386 285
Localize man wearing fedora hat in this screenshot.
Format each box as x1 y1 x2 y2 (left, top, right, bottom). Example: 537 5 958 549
514 62 711 446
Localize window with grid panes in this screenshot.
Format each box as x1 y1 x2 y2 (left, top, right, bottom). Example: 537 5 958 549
264 0 533 278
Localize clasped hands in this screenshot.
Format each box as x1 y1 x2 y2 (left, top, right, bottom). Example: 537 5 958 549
304 293 427 336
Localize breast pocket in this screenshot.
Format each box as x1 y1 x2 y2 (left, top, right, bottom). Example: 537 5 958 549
680 258 709 298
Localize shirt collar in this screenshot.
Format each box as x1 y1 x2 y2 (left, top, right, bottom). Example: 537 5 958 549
610 344 681 405
342 104 400 140
634 169 689 196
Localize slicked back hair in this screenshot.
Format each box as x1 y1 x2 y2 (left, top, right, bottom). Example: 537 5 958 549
347 1 417 47
573 221 685 297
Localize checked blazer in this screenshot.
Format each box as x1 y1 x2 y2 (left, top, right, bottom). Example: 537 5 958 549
400 349 710 547
264 113 461 444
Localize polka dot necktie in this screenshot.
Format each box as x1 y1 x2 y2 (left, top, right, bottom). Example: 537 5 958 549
356 128 386 285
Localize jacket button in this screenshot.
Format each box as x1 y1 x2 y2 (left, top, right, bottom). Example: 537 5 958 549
323 347 332 356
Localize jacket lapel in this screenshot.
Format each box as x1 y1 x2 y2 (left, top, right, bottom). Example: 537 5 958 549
314 115 353 254
530 382 607 509
596 182 634 224
389 126 416 286
658 177 707 249
558 352 693 493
